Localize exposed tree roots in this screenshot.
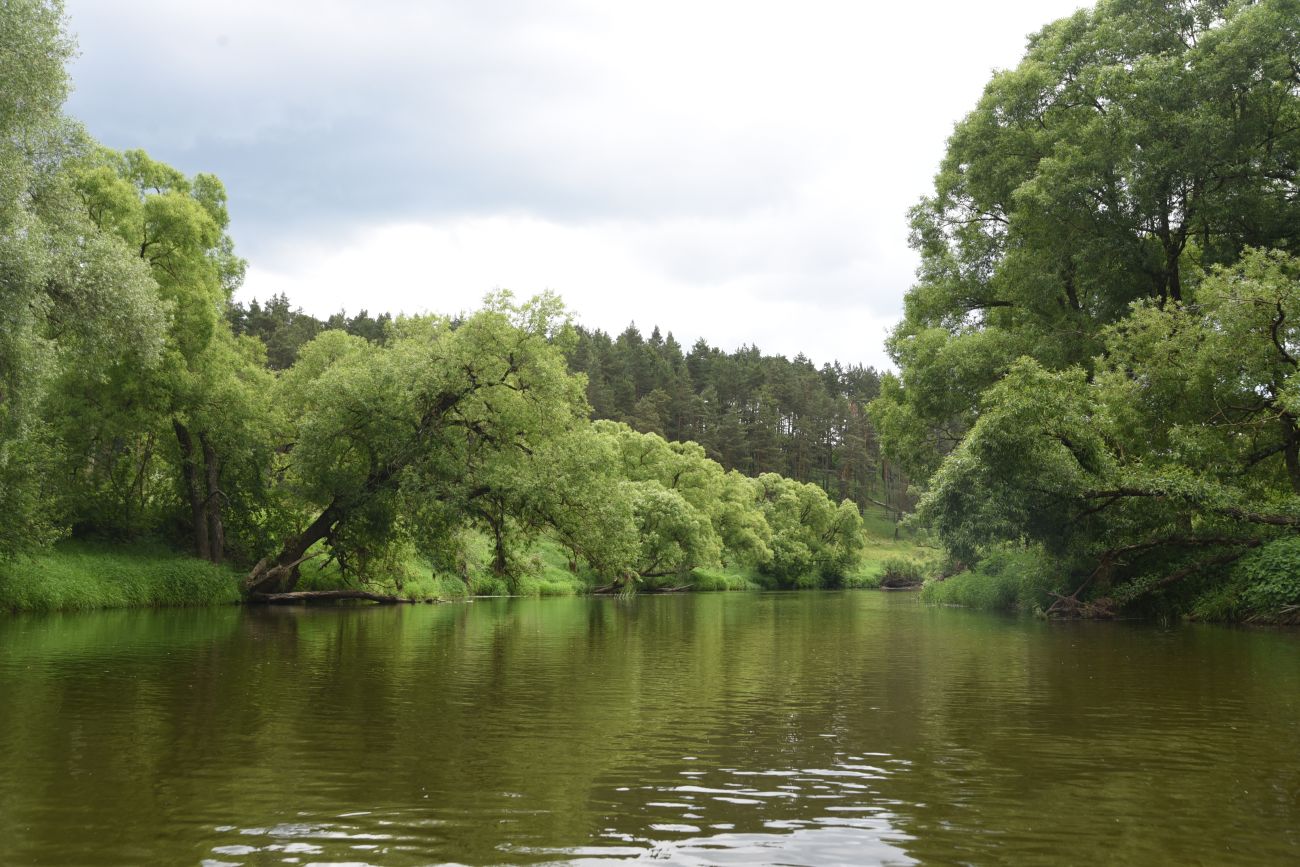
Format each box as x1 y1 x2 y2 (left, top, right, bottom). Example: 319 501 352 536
1045 592 1117 619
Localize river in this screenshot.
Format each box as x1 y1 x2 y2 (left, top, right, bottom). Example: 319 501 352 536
0 592 1297 865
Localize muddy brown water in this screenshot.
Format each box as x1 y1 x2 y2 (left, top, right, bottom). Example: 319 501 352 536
1 592 1297 865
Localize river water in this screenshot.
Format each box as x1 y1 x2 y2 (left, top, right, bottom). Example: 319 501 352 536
0 592 1297 865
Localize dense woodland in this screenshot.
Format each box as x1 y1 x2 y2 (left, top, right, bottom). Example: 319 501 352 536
0 0 877 604
876 0 1300 621
228 297 910 518
6 0 1300 622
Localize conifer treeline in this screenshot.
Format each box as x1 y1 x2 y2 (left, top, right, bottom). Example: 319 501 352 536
567 325 909 516
227 296 911 518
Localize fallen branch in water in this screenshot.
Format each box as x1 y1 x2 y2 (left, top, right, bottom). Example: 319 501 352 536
248 589 419 605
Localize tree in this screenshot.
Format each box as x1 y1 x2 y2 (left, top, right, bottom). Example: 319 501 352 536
245 294 585 598
0 1 166 556
756 474 864 588
66 147 255 562
919 251 1300 615
874 0 1300 484
228 294 323 369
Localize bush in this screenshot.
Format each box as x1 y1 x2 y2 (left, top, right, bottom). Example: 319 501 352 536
689 567 763 591
879 557 924 588
920 545 1058 611
1193 537 1300 623
921 568 1022 609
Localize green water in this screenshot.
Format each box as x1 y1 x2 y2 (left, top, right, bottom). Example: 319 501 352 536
0 593 1297 866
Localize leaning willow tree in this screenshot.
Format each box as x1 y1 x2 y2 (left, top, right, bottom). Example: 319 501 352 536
872 0 1300 618
243 295 587 598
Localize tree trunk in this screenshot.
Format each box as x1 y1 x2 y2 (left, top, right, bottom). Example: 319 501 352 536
173 420 210 561
1282 414 1300 495
200 432 224 564
244 501 342 595
249 589 417 605
1165 246 1183 304
491 511 508 577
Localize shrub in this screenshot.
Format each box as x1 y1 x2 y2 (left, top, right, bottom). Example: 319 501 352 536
1193 537 1300 623
879 557 924 588
920 545 1058 611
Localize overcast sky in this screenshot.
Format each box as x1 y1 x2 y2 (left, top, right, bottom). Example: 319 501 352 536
63 0 1087 369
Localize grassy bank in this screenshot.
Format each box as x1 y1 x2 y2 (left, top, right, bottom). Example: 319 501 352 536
293 523 934 600
0 541 241 613
917 547 1053 612
295 535 597 601
1 523 931 613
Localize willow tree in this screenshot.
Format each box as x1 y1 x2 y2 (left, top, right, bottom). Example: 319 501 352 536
64 148 260 562
874 0 1300 481
755 474 864 588
0 0 165 555
245 294 585 598
920 251 1300 616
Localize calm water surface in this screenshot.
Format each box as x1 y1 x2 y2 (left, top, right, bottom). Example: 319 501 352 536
1 592 1297 865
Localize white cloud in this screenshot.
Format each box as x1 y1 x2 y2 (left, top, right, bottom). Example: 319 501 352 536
243 215 901 367
66 0 1091 367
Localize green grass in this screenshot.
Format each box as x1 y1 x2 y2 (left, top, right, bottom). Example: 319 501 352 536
919 547 1056 612
921 569 1024 609
293 535 594 600
682 565 767 592
0 521 933 613
0 540 241 613
844 531 935 589
860 509 906 540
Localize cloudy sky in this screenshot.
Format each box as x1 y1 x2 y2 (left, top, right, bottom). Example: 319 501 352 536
64 0 1086 369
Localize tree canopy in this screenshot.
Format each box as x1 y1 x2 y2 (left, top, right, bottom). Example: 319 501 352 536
876 0 1300 619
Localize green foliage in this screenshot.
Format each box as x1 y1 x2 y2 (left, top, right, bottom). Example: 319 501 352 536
227 294 392 370
756 473 865 587
0 541 239 612
1236 541 1300 620
293 533 593 601
879 557 923 587
51 144 272 563
687 566 765 592
536 422 767 585
877 0 1300 476
568 328 903 518
255 294 587 591
918 359 1108 563
0 2 173 556
921 570 1023 611
1193 537 1300 623
0 3 879 611
920 547 1057 611
880 0 1300 619
915 253 1300 614
230 300 906 521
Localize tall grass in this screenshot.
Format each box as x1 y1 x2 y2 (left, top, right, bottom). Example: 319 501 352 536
0 541 240 613
919 547 1056 611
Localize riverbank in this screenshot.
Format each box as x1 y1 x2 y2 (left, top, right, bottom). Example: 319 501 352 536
0 542 240 613
0 530 930 613
919 544 1300 625
269 530 932 601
